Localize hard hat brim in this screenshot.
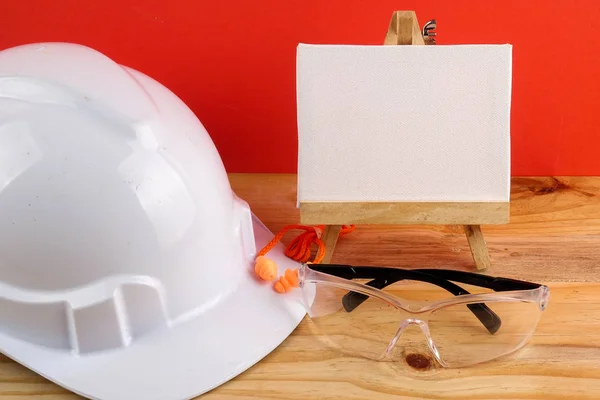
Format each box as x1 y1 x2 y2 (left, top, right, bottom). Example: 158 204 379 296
0 213 309 400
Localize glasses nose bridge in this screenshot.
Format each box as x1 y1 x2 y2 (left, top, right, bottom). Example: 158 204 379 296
385 317 429 355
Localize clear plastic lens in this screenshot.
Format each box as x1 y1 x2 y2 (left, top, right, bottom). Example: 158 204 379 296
301 281 404 360
428 300 542 367
301 276 544 367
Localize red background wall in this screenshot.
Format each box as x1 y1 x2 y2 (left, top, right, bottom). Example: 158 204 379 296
1 1 599 175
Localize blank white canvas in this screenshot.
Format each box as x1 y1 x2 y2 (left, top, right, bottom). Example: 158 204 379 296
296 43 512 203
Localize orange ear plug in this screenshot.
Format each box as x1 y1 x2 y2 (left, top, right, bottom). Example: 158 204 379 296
273 280 285 293
274 276 291 293
254 256 277 281
273 268 299 293
285 268 299 287
254 224 356 293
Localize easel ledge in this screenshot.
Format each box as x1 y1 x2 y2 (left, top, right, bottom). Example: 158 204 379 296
300 202 509 225
299 11 508 271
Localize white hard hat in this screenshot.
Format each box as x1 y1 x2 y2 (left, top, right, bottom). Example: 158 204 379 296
0 42 306 399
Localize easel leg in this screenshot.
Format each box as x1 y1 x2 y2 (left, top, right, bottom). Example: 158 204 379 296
463 225 491 270
320 225 342 263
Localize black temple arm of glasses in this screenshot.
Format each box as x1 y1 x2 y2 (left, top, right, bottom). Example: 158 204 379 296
309 264 506 335
413 269 541 291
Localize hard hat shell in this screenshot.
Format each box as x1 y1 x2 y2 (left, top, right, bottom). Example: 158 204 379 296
0 42 307 400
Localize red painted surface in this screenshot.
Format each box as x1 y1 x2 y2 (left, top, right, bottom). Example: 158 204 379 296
1 1 599 175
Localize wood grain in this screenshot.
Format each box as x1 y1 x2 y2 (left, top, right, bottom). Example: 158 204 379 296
1 174 600 399
383 11 425 46
235 175 600 282
384 11 413 45
463 225 492 270
320 225 342 263
201 282 600 400
299 201 510 225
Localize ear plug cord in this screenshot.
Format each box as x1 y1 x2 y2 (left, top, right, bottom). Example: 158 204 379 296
253 224 356 292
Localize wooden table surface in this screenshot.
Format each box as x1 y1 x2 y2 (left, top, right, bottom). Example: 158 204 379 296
2 174 599 399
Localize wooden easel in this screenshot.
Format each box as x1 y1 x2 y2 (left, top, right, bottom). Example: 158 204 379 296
299 11 510 270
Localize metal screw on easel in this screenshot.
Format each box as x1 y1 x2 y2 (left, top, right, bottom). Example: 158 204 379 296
423 19 437 44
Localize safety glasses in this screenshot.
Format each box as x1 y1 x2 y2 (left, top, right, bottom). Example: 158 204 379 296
298 263 549 368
